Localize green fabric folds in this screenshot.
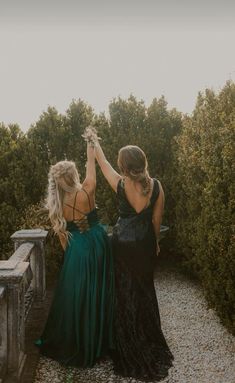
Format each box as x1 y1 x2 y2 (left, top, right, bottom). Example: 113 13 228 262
36 211 114 368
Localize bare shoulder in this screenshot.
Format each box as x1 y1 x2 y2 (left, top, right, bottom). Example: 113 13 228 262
155 179 164 193
82 178 96 193
78 184 96 211
153 179 164 207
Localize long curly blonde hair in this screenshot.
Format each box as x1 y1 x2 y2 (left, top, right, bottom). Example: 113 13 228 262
118 145 151 196
46 161 81 238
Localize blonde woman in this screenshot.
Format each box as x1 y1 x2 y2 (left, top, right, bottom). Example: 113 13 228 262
90 130 173 381
35 139 114 367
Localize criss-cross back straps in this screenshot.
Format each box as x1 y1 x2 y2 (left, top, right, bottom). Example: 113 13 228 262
81 188 92 211
72 191 79 220
64 188 92 220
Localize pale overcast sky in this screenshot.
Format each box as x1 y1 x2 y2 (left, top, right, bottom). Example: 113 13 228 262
0 0 235 131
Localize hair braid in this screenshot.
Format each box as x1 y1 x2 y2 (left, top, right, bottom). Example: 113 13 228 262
46 161 81 239
129 169 151 196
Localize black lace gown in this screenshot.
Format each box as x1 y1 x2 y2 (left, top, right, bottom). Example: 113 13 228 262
111 178 174 382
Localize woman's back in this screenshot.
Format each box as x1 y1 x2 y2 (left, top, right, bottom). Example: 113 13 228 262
63 187 95 223
116 178 159 220
120 178 155 214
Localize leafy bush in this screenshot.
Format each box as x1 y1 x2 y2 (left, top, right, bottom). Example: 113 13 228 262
174 82 235 333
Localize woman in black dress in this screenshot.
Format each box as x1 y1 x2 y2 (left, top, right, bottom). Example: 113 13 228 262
93 136 174 381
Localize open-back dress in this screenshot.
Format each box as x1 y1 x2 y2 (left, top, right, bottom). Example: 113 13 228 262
111 178 174 382
36 189 115 367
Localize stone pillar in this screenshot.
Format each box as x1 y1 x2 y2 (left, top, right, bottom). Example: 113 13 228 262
6 279 26 379
0 286 7 381
11 229 48 301
0 261 29 381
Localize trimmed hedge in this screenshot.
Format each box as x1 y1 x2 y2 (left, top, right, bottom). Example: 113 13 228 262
174 82 235 333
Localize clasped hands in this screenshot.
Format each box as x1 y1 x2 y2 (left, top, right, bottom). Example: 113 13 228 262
82 126 101 147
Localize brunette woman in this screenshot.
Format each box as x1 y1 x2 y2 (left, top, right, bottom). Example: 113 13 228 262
93 136 174 382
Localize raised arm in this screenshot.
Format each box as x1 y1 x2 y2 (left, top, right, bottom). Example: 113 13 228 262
95 141 121 192
82 143 96 192
152 180 165 255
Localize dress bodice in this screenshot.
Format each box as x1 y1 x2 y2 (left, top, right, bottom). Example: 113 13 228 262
66 207 99 233
117 178 160 219
64 188 99 234
113 178 160 245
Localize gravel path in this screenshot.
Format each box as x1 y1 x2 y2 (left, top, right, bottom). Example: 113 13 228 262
34 269 235 383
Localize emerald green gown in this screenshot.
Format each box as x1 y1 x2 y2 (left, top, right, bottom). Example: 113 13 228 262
36 206 114 368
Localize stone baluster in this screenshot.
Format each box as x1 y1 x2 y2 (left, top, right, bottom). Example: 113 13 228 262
11 229 48 301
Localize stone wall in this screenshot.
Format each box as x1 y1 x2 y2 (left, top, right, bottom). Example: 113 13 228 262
0 229 47 383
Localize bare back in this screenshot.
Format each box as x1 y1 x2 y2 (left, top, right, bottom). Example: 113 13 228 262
122 178 154 214
63 187 95 222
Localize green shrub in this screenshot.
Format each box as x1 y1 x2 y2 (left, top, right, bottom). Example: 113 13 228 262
174 82 235 333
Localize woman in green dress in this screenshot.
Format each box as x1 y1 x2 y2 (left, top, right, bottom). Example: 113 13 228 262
36 140 114 368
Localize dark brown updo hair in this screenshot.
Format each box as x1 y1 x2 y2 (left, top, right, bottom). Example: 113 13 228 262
118 145 151 196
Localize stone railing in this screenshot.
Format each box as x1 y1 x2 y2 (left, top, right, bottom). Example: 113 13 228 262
0 229 48 383
0 225 168 382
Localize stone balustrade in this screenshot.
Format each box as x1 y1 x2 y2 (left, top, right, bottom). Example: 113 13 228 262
0 229 48 383
0 225 168 382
